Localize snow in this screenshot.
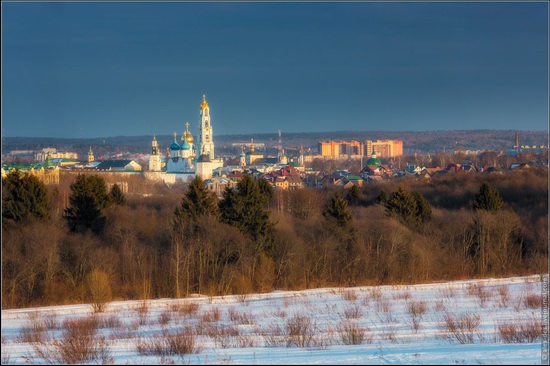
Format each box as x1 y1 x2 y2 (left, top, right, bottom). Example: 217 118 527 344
1 275 547 365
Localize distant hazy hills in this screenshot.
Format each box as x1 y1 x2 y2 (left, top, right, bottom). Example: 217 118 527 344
3 130 548 154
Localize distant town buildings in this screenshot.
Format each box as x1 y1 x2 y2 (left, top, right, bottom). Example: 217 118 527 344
365 140 403 158
35 148 78 162
318 139 403 159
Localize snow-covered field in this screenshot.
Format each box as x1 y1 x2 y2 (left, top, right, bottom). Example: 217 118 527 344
2 275 547 365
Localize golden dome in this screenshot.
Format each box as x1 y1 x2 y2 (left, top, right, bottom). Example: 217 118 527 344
200 94 209 109
183 121 194 143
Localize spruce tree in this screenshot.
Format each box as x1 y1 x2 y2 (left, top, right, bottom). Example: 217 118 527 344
345 185 362 206
110 183 127 206
257 177 274 204
376 190 389 205
69 174 112 210
384 185 417 223
473 182 504 212
413 192 432 224
324 191 352 227
219 175 274 242
2 169 50 224
175 175 217 221
64 174 108 234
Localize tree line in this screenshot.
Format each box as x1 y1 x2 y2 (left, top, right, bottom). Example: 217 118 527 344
2 168 547 309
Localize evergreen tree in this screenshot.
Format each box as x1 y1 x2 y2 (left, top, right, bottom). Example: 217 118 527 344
384 185 417 223
345 185 362 206
473 182 504 212
175 175 217 222
64 174 108 234
257 177 274 204
69 174 112 210
218 175 274 243
376 190 389 205
413 192 432 223
324 191 352 227
110 183 127 206
2 169 50 224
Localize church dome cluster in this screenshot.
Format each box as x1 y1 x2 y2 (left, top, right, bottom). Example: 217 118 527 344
170 133 181 151
148 95 223 179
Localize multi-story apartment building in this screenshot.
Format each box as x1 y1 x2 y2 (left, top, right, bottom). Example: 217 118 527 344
365 140 403 158
319 140 364 158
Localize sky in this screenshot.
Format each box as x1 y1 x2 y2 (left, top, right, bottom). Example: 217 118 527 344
2 2 548 138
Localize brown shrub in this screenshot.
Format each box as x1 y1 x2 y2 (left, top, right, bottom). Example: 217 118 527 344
498 316 542 343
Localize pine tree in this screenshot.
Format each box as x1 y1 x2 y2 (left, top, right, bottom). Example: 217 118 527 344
175 175 217 221
345 185 362 206
413 192 432 223
64 193 107 234
110 183 127 206
384 185 417 223
473 182 504 212
376 190 389 205
64 174 108 234
218 175 274 243
324 191 352 227
2 169 50 224
69 174 112 210
257 177 274 204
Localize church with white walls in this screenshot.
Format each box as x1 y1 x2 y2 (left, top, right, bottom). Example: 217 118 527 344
147 95 223 182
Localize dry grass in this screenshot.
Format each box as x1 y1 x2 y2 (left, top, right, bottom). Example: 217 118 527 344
524 294 542 309
18 313 50 344
408 300 428 332
496 285 510 308
273 309 287 319
136 327 200 356
258 323 286 347
99 314 122 329
338 321 372 345
498 316 543 343
228 307 255 325
339 289 358 302
200 307 221 323
42 312 60 330
206 324 240 348
407 300 428 318
466 283 492 307
236 335 258 348
434 300 446 312
342 304 363 320
369 287 383 302
393 291 412 301
31 315 112 364
442 312 481 344
439 285 457 299
158 310 172 326
286 314 317 347
180 302 201 317
135 300 150 325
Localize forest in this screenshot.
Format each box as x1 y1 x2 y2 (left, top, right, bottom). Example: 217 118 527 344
2 167 548 309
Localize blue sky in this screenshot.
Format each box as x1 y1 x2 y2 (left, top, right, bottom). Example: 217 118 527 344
2 2 548 138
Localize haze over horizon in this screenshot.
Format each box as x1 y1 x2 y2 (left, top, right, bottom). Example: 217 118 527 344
2 2 548 139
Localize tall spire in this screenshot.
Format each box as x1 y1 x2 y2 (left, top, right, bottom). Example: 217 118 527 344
88 146 95 163
200 94 209 109
151 135 159 155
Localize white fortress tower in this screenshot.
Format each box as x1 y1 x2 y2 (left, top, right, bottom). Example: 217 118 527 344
198 95 215 160
149 135 162 172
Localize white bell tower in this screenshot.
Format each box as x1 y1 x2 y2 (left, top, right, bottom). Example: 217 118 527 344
149 135 162 172
198 95 215 160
